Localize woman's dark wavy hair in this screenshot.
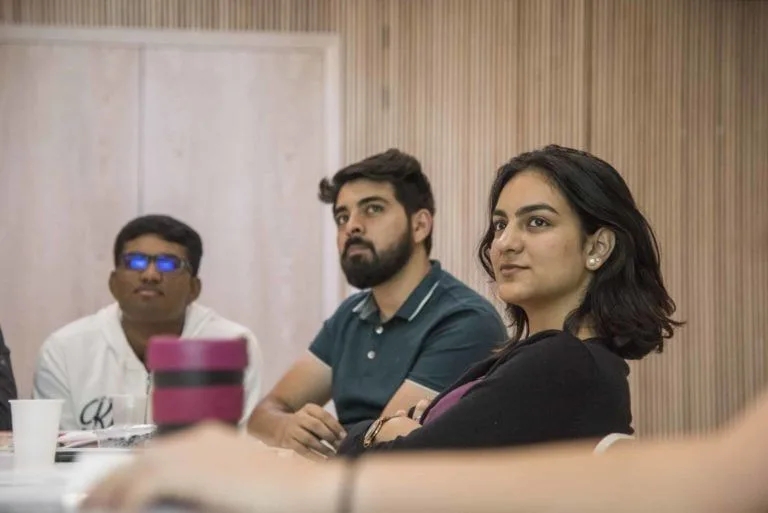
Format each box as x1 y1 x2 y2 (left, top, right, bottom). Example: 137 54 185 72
478 145 683 360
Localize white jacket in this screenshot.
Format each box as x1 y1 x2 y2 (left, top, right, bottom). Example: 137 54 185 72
33 303 262 431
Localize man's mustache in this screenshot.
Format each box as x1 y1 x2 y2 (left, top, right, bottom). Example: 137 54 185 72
343 238 375 258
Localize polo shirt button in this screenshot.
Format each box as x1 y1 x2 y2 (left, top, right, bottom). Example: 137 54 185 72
367 350 376 359
375 326 384 334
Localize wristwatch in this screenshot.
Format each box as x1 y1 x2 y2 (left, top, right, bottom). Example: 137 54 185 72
362 415 393 448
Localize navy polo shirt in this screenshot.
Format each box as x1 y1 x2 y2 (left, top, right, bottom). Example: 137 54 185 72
309 261 507 427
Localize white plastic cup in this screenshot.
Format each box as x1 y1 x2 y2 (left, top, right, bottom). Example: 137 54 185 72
10 399 63 470
109 395 148 428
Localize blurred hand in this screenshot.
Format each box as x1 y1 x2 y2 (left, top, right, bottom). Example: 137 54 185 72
82 423 344 513
276 403 347 460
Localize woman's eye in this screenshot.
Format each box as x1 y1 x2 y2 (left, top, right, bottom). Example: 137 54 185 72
527 217 550 229
492 219 506 232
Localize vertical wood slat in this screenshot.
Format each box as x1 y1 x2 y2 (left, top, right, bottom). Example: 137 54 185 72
1 0 766 439
592 0 688 437
682 0 719 435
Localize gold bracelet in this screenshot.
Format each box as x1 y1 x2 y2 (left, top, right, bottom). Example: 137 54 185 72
362 416 392 448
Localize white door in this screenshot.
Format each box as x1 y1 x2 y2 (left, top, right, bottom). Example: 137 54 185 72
0 26 342 397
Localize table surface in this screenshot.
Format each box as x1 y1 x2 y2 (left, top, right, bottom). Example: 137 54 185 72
0 451 76 512
0 442 294 512
0 452 199 513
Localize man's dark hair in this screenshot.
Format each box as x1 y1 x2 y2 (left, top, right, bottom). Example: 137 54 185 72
318 149 436 254
113 215 203 277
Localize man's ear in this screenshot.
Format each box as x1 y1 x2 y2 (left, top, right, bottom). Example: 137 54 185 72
584 227 616 271
108 271 118 299
411 209 433 246
189 277 202 304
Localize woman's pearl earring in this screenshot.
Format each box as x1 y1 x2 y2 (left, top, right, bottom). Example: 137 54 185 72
588 257 600 268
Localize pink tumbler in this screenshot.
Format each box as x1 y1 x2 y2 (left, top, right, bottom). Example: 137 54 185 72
146 337 248 435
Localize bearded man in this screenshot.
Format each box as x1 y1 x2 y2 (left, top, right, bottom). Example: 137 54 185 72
247 149 506 459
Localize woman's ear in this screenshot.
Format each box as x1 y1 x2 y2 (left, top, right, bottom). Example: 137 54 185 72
584 228 616 271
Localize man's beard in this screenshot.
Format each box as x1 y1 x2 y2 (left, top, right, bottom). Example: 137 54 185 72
340 230 414 290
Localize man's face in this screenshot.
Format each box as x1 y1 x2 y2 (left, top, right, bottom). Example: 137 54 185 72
333 180 415 289
109 234 201 323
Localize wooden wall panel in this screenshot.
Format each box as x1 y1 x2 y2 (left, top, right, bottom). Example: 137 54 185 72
718 0 768 423
0 43 140 397
590 0 768 437
590 0 690 436
680 0 720 434
1 0 766 438
141 46 333 392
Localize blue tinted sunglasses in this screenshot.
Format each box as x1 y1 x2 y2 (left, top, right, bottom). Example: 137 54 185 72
120 252 189 273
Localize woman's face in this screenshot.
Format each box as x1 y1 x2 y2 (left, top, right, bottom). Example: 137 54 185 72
490 170 596 313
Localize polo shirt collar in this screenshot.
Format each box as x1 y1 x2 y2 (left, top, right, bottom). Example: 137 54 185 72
352 294 379 321
352 261 443 323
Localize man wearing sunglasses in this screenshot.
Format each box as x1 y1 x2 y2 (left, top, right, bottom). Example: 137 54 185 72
33 215 263 431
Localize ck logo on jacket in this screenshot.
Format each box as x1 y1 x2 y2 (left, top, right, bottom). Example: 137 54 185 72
79 396 114 429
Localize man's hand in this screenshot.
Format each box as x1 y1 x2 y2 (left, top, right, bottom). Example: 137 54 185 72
277 404 347 460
